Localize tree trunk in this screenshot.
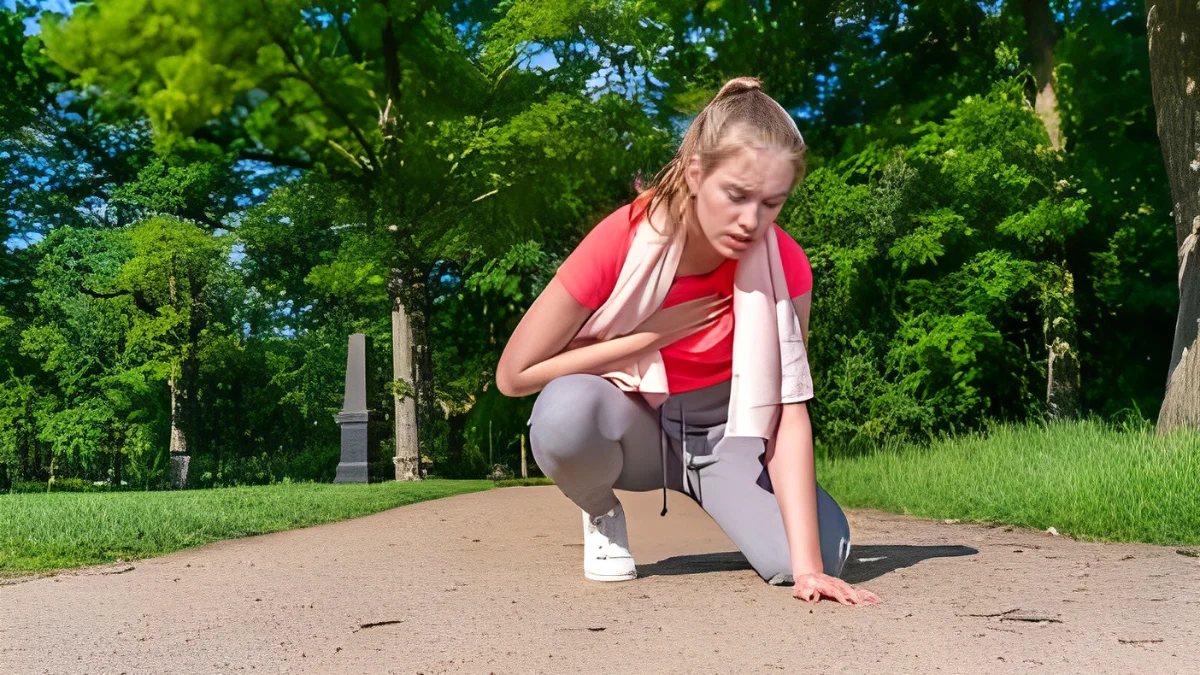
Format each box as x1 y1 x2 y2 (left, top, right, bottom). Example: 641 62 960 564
1146 1 1200 433
1023 0 1063 150
393 296 420 480
1046 270 1081 419
113 440 123 488
167 264 189 487
520 433 527 479
168 369 189 487
1024 1 1080 418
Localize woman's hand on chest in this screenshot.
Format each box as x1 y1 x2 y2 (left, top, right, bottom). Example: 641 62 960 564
633 294 731 351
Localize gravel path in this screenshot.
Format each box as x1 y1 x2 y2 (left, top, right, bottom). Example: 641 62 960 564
3 485 1198 674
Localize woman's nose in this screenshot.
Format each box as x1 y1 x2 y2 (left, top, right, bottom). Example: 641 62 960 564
737 205 759 234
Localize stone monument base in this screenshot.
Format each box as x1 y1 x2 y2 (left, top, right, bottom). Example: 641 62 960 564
334 410 369 483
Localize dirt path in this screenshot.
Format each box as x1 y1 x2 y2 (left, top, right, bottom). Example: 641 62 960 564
3 486 1198 674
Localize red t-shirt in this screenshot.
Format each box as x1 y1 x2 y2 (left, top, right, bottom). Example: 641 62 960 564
556 201 813 394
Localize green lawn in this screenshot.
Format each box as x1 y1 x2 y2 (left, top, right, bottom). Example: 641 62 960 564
819 419 1200 545
0 479 492 575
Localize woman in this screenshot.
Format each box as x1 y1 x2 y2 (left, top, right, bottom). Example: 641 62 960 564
496 77 880 606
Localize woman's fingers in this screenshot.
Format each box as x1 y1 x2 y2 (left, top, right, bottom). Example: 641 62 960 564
833 579 880 605
836 580 863 605
669 298 731 339
824 581 853 605
792 574 880 607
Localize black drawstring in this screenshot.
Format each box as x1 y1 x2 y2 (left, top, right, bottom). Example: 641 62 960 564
659 407 668 517
660 401 696 515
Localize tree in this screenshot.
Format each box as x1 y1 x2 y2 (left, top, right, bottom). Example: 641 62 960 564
1145 0 1200 432
1022 0 1063 150
40 0 669 476
1050 1 1176 421
1020 0 1080 419
114 217 232 486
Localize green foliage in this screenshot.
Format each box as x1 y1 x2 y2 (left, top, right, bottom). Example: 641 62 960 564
0 0 1180 486
787 75 1107 448
187 446 339 488
6 477 117 494
1051 1 1178 417
425 240 556 477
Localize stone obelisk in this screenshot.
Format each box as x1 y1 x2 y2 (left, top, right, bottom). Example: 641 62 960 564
334 333 369 483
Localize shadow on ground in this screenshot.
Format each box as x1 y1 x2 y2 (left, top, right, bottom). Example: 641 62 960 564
637 544 978 583
840 545 978 584
637 552 753 578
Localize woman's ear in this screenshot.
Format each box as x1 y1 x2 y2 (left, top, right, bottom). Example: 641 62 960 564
685 155 702 196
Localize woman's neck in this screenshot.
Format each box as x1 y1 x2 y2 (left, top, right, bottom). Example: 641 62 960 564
651 199 726 277
676 216 726 277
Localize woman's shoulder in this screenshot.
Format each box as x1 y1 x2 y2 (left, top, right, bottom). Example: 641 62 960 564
772 223 805 251
772 224 813 297
595 200 643 236
555 201 641 310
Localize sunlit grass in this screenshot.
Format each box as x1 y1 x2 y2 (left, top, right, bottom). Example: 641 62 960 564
0 479 492 574
819 419 1200 545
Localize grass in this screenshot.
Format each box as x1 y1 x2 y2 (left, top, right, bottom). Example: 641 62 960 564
0 479 492 575
818 419 1200 546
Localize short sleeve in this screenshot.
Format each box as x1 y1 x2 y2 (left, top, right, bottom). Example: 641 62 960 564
555 204 638 310
774 225 813 298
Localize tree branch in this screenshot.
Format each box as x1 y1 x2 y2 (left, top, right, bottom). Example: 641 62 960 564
237 149 314 171
332 10 364 63
79 286 155 316
258 0 380 178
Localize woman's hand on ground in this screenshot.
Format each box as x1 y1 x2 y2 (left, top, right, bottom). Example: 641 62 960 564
792 572 880 606
633 294 731 349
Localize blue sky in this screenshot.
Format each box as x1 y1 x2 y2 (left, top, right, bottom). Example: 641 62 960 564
3 0 72 34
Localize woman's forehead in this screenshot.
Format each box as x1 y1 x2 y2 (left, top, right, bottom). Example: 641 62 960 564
711 146 793 195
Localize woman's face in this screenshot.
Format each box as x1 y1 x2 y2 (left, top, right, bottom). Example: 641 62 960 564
685 144 794 259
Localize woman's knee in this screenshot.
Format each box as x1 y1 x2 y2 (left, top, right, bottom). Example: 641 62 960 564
816 486 852 577
528 374 613 465
760 488 851 582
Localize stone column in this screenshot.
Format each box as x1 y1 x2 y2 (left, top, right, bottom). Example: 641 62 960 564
335 333 369 483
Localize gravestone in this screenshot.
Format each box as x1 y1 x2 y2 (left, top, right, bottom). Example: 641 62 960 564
334 333 369 483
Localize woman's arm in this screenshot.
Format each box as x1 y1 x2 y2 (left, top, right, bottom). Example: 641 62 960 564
495 278 726 398
769 290 820 575
496 278 650 398
769 289 879 604
770 400 877 606
766 402 823 576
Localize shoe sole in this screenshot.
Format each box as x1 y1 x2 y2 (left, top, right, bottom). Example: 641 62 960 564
584 569 638 582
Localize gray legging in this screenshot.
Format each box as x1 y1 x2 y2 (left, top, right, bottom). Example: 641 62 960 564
528 373 851 584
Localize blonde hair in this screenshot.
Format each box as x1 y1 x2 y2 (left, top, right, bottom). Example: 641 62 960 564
634 76 807 240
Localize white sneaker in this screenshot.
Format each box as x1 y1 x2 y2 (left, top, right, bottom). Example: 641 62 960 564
582 503 637 582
